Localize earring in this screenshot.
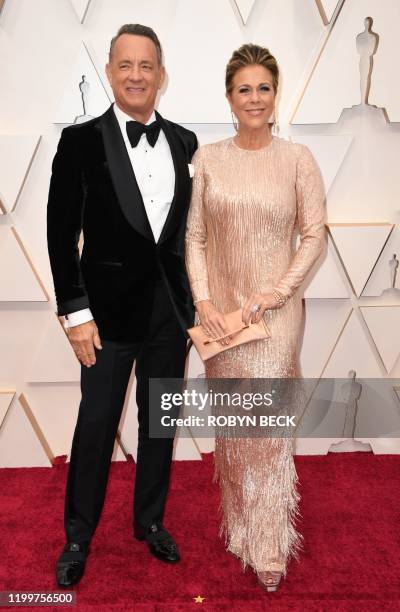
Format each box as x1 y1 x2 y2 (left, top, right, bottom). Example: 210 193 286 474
231 111 238 132
270 108 280 136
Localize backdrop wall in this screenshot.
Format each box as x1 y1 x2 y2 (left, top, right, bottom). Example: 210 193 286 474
1 0 399 467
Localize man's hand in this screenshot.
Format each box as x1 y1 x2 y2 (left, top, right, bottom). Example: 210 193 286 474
66 320 102 367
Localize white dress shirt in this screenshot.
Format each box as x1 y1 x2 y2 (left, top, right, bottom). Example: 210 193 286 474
65 103 175 328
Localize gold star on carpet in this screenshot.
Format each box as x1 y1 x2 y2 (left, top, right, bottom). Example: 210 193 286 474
193 595 205 603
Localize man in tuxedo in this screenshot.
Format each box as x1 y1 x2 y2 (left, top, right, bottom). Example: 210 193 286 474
47 24 197 587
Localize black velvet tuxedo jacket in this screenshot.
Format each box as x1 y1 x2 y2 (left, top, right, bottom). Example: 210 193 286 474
47 105 198 341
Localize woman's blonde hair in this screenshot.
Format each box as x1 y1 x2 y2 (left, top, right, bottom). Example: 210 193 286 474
225 43 279 94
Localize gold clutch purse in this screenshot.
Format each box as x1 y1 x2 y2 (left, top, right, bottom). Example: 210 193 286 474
187 309 271 361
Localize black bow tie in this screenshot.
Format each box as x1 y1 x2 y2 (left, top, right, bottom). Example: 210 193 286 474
126 119 161 148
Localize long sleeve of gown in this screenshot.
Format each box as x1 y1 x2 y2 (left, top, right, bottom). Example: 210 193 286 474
273 145 326 301
185 147 211 304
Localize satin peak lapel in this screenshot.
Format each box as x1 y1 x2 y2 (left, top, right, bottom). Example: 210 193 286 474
100 106 154 241
155 111 190 244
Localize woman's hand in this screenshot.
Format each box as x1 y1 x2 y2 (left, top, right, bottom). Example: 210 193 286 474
242 292 282 325
195 300 230 345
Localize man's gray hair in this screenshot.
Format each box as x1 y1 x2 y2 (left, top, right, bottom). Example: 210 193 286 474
109 23 163 65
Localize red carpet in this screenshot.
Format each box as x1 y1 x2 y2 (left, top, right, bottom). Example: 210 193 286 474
0 452 399 611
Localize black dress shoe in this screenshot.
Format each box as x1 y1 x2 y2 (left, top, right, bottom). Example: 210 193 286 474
56 542 89 588
134 523 180 564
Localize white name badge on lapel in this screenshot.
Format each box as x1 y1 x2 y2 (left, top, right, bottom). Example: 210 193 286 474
188 163 195 178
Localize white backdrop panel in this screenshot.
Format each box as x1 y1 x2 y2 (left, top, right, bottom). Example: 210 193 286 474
294 0 400 123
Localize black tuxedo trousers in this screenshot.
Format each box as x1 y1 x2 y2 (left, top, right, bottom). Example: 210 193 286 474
65 278 187 543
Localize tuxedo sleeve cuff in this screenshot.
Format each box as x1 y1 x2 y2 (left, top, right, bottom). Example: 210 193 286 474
57 295 90 316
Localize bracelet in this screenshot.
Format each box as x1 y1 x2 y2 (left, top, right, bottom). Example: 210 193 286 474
271 289 286 306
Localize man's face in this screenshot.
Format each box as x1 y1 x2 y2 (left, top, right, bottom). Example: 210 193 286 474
106 34 165 122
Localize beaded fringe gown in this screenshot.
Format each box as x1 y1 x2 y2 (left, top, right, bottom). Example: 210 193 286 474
185 136 326 576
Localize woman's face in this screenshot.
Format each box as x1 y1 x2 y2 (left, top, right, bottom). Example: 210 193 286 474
227 64 275 132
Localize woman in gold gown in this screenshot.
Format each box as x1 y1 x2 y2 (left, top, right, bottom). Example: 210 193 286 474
185 44 326 591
